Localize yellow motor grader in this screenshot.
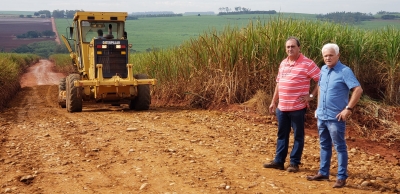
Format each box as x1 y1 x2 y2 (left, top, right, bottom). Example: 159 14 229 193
58 11 156 112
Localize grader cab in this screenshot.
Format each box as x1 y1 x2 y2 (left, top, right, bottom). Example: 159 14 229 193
58 11 156 112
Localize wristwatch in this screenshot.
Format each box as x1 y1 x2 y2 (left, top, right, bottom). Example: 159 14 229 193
309 94 314 98
345 106 353 111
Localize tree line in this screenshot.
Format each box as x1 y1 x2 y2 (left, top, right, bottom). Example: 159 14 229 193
52 9 81 18
12 41 68 58
377 11 400 14
316 12 375 24
217 7 276 15
16 30 55 39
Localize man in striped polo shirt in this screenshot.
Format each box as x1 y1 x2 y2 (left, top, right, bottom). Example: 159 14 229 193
263 37 320 172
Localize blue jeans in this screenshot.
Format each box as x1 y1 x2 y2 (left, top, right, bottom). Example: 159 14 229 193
317 119 348 180
274 108 306 165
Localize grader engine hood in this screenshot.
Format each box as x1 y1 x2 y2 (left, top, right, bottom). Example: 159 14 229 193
94 39 129 78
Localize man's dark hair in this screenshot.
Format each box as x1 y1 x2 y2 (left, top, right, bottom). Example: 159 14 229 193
97 29 103 36
286 36 300 47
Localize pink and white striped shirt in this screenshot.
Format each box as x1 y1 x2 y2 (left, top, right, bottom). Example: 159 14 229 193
276 54 320 111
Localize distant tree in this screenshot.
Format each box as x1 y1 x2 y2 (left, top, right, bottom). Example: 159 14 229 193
52 9 65 18
27 41 58 58
19 15 24 18
242 8 251 12
38 10 51 18
34 12 39 16
35 47 52 58
16 34 27 38
11 41 58 57
13 45 33 53
26 31 40 38
51 9 78 18
54 45 69 53
65 10 72 18
42 30 55 37
382 15 396 19
65 10 79 18
27 15 32 18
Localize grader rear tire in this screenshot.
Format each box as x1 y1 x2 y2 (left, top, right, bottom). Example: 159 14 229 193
58 77 66 108
129 74 151 111
66 74 82 112
59 77 66 90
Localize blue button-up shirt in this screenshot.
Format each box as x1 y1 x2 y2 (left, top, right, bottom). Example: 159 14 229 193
316 61 360 120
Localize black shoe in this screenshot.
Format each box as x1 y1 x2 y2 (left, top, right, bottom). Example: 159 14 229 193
287 164 299 172
306 173 329 181
333 179 346 188
263 161 284 170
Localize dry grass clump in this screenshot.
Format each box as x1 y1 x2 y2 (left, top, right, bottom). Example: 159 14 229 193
351 97 400 142
239 90 271 115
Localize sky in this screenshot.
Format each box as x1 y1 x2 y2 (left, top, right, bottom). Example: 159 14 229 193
1 0 399 15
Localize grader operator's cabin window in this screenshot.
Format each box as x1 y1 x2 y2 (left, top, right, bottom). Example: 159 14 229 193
81 21 123 42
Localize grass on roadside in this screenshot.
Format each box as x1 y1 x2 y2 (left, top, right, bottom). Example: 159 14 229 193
0 53 40 109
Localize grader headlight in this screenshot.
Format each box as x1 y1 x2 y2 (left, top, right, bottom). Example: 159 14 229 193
115 45 126 49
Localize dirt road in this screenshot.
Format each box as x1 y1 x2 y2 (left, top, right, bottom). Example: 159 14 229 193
0 60 399 193
51 17 61 45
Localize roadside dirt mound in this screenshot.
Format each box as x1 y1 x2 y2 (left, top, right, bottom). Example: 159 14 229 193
0 60 399 193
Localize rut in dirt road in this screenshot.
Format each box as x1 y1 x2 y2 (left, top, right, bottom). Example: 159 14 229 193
20 60 64 88
0 60 399 193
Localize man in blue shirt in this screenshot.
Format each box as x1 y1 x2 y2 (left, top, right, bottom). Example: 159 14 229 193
306 43 363 188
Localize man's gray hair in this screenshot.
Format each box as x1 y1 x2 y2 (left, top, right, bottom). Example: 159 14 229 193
322 43 339 55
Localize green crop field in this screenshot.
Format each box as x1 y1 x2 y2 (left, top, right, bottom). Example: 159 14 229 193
358 19 400 30
0 11 35 15
55 13 318 52
55 13 400 53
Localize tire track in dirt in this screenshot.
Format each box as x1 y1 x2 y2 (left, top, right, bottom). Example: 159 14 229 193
0 85 90 193
1 85 135 193
40 86 137 193
20 60 64 88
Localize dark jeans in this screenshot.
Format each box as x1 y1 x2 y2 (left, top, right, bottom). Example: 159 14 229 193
317 119 348 180
274 108 306 165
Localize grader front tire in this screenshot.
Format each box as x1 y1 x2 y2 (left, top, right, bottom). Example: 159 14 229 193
129 74 151 111
66 74 82 112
